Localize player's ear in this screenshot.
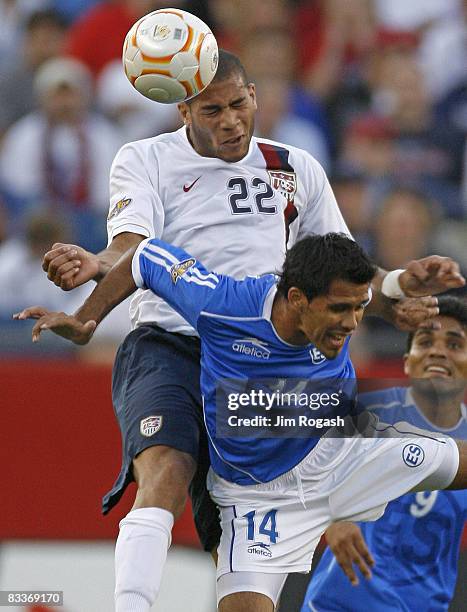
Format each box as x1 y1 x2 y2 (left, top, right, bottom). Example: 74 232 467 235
178 102 191 126
403 353 410 376
248 82 257 109
288 287 308 312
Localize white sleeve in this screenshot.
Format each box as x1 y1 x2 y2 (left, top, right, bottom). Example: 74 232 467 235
296 153 352 241
107 141 165 245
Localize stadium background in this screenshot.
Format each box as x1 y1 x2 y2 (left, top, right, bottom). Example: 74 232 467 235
0 1 465 610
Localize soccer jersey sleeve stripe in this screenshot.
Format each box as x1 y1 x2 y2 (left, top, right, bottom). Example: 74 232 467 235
144 241 179 264
134 238 224 329
145 242 219 284
190 266 219 283
132 238 151 288
141 250 173 273
183 274 218 289
144 243 219 289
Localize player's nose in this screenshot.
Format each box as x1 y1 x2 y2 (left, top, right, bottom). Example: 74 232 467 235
427 339 448 359
220 108 241 129
341 310 359 332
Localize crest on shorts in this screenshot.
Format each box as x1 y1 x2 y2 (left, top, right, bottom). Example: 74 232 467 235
267 170 297 202
402 443 425 467
108 197 132 220
170 258 196 284
140 416 163 437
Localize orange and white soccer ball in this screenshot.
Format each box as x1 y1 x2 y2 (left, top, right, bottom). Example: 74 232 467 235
122 8 218 104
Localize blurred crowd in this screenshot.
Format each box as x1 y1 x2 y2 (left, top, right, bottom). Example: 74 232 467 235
0 0 465 365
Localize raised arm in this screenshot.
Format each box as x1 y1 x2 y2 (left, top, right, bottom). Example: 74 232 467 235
295 155 465 326
42 232 145 290
15 243 140 344
15 239 223 344
365 258 465 329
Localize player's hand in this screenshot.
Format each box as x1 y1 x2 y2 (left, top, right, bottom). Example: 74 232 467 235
399 256 465 297
13 305 52 321
324 521 374 586
13 306 97 345
42 243 100 291
392 296 440 331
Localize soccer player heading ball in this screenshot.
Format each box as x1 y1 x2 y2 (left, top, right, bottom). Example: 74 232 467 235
17 18 465 611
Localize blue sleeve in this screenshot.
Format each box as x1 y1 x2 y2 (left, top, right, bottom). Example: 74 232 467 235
132 238 221 329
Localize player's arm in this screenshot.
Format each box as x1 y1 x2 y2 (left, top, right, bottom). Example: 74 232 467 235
324 521 374 586
15 244 140 343
297 157 465 313
15 239 221 344
365 259 465 330
42 232 145 290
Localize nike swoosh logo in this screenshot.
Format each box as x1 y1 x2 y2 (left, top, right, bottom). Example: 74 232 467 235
183 176 201 192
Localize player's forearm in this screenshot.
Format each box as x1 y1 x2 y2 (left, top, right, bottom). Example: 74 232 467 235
369 267 388 294
365 267 393 320
75 247 139 325
94 232 145 282
365 286 396 322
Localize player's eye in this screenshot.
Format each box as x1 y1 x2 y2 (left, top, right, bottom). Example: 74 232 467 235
329 304 349 313
202 108 219 116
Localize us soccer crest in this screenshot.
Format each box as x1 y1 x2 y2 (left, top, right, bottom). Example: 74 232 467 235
140 416 163 437
267 170 297 202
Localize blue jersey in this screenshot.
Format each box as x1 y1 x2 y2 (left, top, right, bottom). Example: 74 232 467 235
303 387 467 612
132 238 355 485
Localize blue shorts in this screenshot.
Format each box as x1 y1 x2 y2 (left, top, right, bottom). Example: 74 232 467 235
102 323 221 551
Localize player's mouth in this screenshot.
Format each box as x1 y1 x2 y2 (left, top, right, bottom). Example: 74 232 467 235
325 331 349 349
221 134 244 148
424 363 452 378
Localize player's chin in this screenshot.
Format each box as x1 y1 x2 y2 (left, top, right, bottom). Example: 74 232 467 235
320 347 340 360
320 342 344 360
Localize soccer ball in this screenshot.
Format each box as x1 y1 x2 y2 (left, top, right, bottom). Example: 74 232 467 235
122 8 218 104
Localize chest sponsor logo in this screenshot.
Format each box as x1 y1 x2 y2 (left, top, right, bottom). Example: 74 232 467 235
232 338 271 360
247 542 272 558
183 176 202 192
170 258 196 284
267 170 297 202
108 197 132 220
140 415 163 437
402 443 425 467
310 347 326 364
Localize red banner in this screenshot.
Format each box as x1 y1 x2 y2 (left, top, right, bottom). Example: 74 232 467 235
0 360 199 546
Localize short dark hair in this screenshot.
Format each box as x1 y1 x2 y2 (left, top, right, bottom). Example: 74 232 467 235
277 233 377 300
406 295 467 351
211 49 248 86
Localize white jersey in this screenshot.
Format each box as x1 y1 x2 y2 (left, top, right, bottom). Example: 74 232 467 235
107 126 350 333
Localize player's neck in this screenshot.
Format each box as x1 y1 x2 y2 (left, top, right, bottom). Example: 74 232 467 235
271 294 309 346
411 388 463 429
